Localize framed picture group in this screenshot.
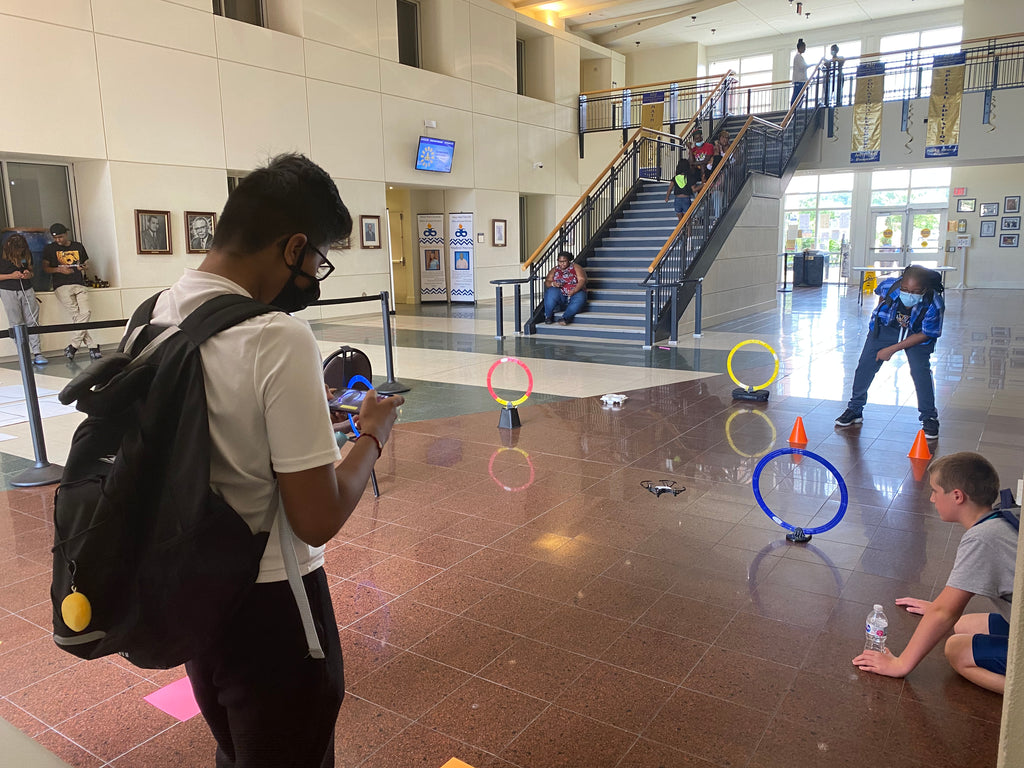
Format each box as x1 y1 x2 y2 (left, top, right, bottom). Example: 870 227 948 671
135 210 217 255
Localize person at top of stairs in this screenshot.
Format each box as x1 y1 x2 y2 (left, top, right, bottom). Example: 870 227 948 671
543 251 587 326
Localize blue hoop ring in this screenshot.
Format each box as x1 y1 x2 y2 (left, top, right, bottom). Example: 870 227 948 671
345 375 375 436
752 448 849 535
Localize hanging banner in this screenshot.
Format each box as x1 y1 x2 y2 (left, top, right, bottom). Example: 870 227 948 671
925 52 966 158
851 62 885 164
448 212 475 302
417 213 447 302
640 91 664 180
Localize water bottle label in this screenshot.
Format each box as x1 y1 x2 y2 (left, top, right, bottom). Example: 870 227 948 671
866 624 886 636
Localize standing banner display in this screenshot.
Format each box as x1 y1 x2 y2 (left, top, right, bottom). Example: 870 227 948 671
925 52 966 158
417 213 447 302
640 92 664 179
851 62 885 164
448 212 475 302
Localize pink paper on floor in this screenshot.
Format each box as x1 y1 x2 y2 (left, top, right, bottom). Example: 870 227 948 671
144 676 201 721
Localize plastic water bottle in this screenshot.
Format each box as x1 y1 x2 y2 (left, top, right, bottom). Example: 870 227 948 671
864 604 888 652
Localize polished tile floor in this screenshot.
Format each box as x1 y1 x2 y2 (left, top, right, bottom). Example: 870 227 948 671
0 283 1020 767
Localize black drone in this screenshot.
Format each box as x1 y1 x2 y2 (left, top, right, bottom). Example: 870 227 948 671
640 480 686 497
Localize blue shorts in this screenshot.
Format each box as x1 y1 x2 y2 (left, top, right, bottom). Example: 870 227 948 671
972 614 1009 675
673 194 692 214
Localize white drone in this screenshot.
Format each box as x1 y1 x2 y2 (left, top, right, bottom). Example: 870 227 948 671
600 393 628 407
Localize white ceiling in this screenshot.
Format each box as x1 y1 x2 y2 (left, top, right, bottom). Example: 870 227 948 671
518 0 964 49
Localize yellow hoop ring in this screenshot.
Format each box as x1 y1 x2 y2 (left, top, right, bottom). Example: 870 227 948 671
725 408 778 459
726 339 779 391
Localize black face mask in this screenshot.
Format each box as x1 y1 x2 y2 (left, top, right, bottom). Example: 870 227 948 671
269 253 321 313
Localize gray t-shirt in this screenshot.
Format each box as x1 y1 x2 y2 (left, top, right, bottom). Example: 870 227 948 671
947 515 1017 620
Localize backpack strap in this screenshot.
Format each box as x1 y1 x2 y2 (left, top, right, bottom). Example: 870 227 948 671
179 293 279 345
997 489 1021 532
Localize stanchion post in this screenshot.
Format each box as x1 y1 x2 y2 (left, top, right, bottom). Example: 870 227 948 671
494 285 505 340
513 283 522 334
10 324 63 487
374 291 411 395
693 277 703 338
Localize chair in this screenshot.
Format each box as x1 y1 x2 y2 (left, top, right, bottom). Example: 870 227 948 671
323 346 380 498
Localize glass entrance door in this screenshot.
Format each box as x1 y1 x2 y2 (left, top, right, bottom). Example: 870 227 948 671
870 208 947 267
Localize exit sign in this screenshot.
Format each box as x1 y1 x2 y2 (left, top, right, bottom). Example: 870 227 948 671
953 187 966 196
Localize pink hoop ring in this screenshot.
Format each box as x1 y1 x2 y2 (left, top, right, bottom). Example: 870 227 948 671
486 357 534 408
488 447 536 492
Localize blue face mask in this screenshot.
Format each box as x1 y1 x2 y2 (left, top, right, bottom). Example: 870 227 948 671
899 291 923 307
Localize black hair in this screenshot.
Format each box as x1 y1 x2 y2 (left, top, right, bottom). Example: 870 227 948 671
558 250 574 262
901 264 944 294
675 157 691 175
213 153 352 253
797 39 806 50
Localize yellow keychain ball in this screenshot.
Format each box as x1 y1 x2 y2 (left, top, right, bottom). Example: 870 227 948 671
61 590 92 632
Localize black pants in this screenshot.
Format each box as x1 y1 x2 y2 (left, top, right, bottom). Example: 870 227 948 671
186 568 345 768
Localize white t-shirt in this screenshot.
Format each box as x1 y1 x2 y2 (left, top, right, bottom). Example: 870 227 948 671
150 269 342 583
792 53 808 84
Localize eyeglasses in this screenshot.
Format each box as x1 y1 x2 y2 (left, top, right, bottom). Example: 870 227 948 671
303 243 335 282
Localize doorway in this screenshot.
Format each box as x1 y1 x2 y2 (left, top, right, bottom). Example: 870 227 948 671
870 208 946 268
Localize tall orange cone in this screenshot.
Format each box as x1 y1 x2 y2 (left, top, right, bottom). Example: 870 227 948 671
908 429 932 460
909 457 930 482
788 417 808 446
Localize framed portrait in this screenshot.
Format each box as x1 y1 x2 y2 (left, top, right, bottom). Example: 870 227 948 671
1005 196 1021 214
424 248 441 271
957 219 967 233
980 220 997 238
492 219 507 247
135 209 172 254
956 198 976 213
454 250 470 270
999 234 1019 248
360 215 381 249
1001 216 1021 231
185 211 216 254
979 203 999 217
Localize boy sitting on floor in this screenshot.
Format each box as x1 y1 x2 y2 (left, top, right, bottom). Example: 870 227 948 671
853 452 1016 693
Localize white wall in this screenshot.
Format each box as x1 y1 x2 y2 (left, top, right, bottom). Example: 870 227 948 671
0 0 617 351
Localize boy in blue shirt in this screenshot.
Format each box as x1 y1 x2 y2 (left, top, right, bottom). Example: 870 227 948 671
836 264 944 437
853 452 1013 694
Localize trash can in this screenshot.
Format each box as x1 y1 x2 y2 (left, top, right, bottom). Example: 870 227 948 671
793 251 825 287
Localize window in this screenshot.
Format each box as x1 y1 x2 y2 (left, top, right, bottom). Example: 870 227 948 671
397 0 421 69
880 26 962 98
1 160 75 291
516 39 526 96
782 173 854 274
212 0 265 27
519 196 529 263
871 168 950 207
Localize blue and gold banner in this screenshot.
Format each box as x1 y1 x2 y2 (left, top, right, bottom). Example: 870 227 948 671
851 62 884 164
925 52 966 158
640 91 664 179
417 213 447 302
448 212 475 303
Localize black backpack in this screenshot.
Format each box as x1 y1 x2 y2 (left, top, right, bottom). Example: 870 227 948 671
51 293 283 669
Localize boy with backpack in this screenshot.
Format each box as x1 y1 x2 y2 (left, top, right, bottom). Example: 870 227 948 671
835 264 944 437
853 452 1014 694
53 154 402 767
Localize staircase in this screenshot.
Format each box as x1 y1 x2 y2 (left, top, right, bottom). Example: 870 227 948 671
533 183 675 342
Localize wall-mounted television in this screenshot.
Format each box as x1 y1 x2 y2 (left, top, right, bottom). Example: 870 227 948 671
415 136 455 173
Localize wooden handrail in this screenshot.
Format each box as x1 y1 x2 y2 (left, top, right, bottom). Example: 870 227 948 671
525 72 736 271
645 68 822 274
581 72 720 98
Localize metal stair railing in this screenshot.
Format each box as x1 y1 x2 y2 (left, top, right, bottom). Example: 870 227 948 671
522 73 737 334
640 62 827 347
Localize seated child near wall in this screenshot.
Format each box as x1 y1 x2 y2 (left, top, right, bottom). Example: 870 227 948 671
853 452 1015 693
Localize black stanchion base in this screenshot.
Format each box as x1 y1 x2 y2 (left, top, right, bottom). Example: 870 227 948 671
786 527 812 543
732 387 770 402
498 406 521 429
10 462 63 487
376 379 411 395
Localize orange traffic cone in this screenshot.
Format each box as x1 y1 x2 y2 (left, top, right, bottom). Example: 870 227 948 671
909 457 930 482
908 430 932 460
788 417 808 446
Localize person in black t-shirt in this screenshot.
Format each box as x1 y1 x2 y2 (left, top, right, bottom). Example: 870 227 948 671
42 223 100 361
664 158 703 222
0 234 47 364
